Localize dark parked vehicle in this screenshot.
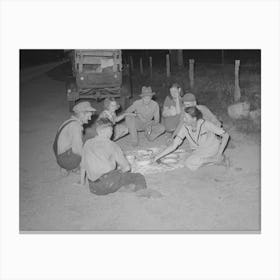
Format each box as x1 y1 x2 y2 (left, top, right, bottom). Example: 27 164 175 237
66 49 130 111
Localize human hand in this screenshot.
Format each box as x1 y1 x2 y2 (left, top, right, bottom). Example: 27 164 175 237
151 153 161 164
166 137 173 145
169 107 177 116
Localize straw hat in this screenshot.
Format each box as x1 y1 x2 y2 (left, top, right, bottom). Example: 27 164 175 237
139 86 155 97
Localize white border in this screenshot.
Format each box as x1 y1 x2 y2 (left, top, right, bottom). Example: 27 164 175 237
1 0 280 279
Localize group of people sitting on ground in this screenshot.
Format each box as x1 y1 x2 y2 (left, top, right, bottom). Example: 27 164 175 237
53 83 230 195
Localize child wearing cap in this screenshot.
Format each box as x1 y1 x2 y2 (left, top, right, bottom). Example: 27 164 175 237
53 101 96 172
80 118 147 195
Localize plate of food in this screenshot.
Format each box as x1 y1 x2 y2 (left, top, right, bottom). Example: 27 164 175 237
164 153 179 159
137 150 153 157
137 159 152 166
174 149 186 154
160 157 178 164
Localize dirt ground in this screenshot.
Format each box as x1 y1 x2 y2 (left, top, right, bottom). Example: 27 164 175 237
20 72 260 231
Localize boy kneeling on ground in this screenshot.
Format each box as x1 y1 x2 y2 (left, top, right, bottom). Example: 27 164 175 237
80 118 147 196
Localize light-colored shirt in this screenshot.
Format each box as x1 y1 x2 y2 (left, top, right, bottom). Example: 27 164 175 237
57 116 83 155
81 135 129 182
98 110 117 124
126 99 160 123
176 119 225 150
163 96 184 116
174 104 221 137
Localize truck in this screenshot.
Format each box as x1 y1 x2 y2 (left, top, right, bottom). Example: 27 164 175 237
66 49 130 111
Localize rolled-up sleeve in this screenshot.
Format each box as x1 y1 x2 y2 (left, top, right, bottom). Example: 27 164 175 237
125 102 136 113
113 143 130 170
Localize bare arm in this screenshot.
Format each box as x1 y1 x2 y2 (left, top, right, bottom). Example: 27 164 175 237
174 97 181 114
217 132 229 156
71 125 83 156
154 136 183 162
114 145 131 172
115 112 136 122
125 103 136 113
154 104 160 124
205 121 230 159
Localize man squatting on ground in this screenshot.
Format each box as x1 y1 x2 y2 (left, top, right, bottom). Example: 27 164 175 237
53 101 96 172
125 86 165 146
80 118 147 196
153 106 229 171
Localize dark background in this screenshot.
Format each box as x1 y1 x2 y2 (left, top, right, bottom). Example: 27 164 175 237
20 50 261 69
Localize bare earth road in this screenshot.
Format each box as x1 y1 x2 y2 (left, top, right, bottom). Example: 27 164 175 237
20 73 260 231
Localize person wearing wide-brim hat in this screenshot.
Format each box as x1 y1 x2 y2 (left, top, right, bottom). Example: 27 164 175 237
53 101 96 173
125 86 165 146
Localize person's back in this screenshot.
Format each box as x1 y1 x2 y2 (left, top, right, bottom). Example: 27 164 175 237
82 135 126 182
80 118 147 196
57 117 83 155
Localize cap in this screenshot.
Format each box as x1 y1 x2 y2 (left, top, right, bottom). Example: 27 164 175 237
182 93 196 103
73 101 96 113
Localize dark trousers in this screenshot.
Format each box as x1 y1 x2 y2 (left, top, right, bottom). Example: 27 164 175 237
56 149 81 171
88 170 147 196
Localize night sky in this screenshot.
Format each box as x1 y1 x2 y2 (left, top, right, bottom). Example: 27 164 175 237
20 49 260 69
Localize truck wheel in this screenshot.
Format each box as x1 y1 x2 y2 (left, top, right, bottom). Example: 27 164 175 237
69 100 75 112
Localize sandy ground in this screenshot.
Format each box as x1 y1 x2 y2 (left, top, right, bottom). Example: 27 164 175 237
20 73 260 231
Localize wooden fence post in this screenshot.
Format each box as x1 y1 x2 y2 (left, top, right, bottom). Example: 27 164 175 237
149 56 152 79
177 50 183 67
234 60 241 102
189 59 195 89
129 56 134 71
166 54 170 78
140 57 143 75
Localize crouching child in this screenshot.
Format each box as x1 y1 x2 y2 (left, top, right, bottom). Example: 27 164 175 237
80 118 147 196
